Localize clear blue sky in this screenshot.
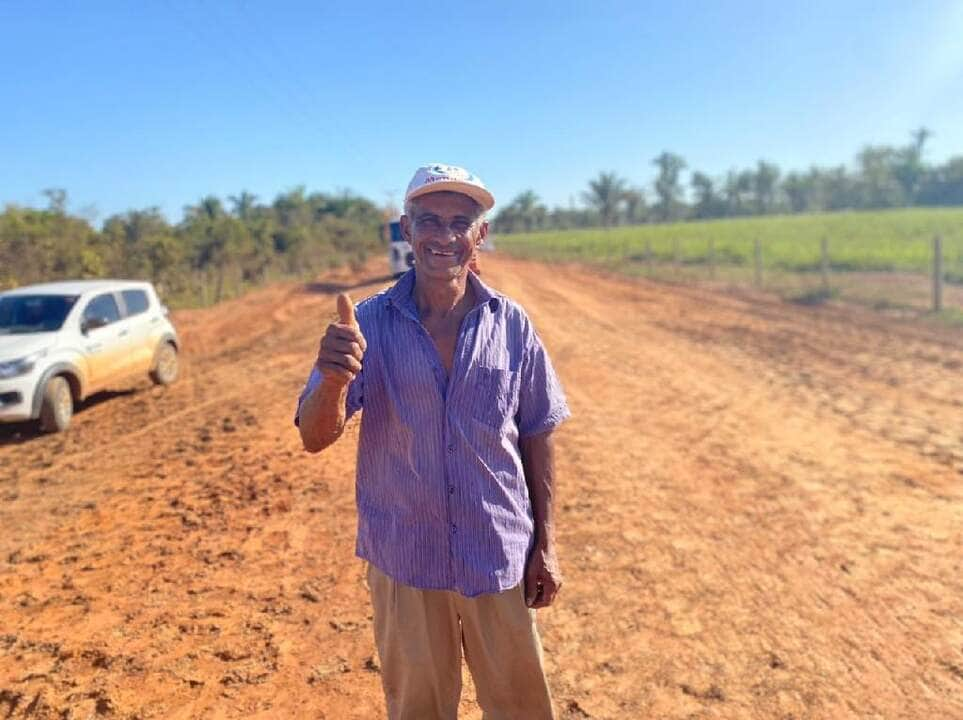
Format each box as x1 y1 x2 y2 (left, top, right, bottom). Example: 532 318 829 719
2 0 961 224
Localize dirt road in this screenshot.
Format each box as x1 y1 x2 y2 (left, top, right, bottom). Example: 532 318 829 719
2 256 962 719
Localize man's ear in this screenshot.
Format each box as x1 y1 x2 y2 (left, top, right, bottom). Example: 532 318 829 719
400 214 412 242
477 220 489 246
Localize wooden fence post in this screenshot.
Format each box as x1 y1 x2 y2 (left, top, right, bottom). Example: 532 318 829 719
645 238 653 275
673 237 681 269
933 234 944 313
754 238 763 288
820 236 830 292
708 237 716 280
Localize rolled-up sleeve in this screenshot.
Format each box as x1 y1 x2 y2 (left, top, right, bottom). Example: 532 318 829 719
516 324 570 438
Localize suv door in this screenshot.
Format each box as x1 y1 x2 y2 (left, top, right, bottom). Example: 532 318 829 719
80 292 131 389
119 288 157 374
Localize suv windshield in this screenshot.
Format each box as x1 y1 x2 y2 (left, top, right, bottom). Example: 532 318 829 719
0 295 79 334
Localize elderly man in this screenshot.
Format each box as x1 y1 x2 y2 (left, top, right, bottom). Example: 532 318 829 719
296 163 569 719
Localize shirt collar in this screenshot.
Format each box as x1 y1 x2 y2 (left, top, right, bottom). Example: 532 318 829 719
386 268 417 313
467 269 501 312
387 269 501 318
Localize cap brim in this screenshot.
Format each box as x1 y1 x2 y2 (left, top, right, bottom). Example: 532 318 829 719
406 181 495 211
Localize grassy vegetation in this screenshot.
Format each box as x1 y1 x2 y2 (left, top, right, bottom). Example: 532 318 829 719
498 207 963 277
496 207 963 318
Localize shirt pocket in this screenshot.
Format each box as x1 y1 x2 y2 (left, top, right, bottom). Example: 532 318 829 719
466 366 518 428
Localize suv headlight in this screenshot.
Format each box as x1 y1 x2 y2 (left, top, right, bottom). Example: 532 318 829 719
0 349 47 379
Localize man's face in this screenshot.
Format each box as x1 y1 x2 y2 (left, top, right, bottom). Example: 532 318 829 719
401 191 488 281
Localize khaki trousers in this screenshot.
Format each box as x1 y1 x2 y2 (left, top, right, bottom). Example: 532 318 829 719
366 563 556 720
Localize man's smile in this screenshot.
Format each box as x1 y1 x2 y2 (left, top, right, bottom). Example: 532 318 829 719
420 244 467 269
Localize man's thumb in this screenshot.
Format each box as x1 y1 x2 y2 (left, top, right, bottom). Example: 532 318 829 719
337 292 357 326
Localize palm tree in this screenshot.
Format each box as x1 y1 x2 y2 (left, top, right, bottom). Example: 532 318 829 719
512 190 543 231
229 191 258 221
690 172 717 218
41 188 67 214
583 172 627 226
782 172 808 213
911 127 932 158
895 127 933 205
753 160 780 214
185 195 225 222
652 152 687 221
622 188 646 224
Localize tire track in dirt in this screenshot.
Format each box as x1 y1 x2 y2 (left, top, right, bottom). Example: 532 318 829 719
640 282 963 474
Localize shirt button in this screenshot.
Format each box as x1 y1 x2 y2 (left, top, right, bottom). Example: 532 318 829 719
447 444 455 453
451 524 457 534
448 485 455 494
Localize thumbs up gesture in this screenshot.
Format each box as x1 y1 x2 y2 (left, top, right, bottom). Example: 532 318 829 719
316 292 367 386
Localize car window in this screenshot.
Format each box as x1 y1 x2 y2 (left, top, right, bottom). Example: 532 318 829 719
0 295 78 334
121 289 150 316
83 293 121 325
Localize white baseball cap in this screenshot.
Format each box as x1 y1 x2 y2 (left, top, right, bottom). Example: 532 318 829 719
405 163 495 211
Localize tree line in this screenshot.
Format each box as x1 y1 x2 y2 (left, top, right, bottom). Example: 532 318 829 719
5 127 959 302
0 188 384 304
493 128 963 233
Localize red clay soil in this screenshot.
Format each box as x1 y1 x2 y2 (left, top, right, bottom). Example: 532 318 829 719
1 256 962 719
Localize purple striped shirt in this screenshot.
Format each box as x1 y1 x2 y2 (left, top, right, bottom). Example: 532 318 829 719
296 270 569 597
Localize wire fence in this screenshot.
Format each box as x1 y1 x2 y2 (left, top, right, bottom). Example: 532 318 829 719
496 215 963 322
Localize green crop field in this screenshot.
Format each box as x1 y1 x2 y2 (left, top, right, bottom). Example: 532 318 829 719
496 208 963 318
496 208 963 277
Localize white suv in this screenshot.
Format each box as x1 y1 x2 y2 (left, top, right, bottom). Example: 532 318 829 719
0 279 179 432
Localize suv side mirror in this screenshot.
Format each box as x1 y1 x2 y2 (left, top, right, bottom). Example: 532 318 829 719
81 316 109 334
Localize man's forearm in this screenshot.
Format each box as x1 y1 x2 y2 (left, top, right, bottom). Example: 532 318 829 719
299 377 349 453
520 430 557 549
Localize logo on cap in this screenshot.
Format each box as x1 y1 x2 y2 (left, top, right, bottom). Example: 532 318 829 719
405 163 495 210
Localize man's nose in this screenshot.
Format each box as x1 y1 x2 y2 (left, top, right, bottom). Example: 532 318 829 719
436 226 459 242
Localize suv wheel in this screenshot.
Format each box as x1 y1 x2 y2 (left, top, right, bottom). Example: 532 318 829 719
39 376 73 433
150 342 179 385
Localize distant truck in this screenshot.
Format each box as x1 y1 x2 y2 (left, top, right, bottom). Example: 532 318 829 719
386 221 415 278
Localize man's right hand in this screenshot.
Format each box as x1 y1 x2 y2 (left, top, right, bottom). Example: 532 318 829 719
316 293 366 385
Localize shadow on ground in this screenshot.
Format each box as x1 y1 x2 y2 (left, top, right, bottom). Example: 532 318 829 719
302 274 397 295
0 388 139 445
